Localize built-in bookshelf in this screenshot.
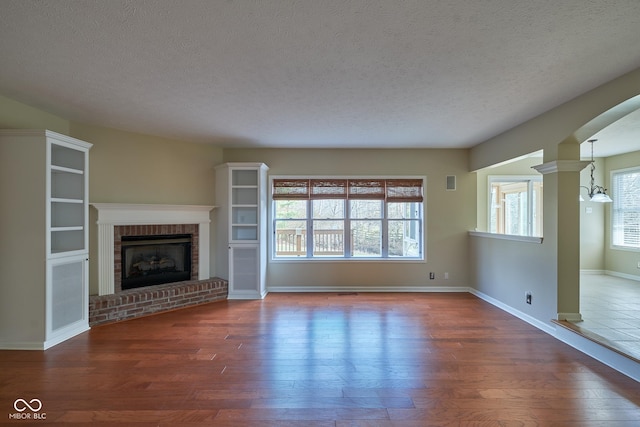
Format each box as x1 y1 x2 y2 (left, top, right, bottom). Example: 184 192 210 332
0 130 92 350
49 142 88 255
216 163 269 299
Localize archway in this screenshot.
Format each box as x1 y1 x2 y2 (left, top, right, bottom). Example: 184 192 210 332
572 97 640 358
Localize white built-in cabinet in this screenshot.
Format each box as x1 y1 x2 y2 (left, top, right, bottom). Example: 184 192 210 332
0 130 92 349
215 163 269 299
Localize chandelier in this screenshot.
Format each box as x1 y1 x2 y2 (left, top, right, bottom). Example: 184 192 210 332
580 139 612 203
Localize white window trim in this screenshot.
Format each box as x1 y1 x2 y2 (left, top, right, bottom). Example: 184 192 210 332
487 175 543 238
269 175 426 262
610 166 640 253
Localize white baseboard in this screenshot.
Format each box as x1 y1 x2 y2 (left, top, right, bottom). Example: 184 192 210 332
0 341 46 350
580 269 606 275
580 269 640 282
467 288 556 335
43 324 90 350
1 324 91 351
605 270 640 282
267 285 471 293
228 293 267 300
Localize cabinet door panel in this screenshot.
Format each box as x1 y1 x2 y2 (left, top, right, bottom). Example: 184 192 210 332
231 246 258 292
50 257 86 332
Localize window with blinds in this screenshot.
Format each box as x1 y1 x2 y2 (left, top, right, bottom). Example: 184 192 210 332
612 167 640 249
272 177 424 260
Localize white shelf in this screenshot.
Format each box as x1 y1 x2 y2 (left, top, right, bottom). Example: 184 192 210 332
50 248 87 257
51 165 83 175
51 226 84 232
48 136 89 256
51 197 83 204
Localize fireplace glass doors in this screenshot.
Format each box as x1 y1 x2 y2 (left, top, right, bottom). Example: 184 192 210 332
121 234 192 290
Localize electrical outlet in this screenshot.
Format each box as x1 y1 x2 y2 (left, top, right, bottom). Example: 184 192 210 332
444 272 449 279
429 272 435 280
525 292 532 305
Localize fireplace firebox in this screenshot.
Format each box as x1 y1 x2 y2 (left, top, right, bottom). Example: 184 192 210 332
121 234 192 290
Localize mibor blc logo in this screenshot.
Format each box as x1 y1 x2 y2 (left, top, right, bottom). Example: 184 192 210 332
8 398 46 420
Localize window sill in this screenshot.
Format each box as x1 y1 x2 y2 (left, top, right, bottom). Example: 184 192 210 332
469 231 543 244
271 257 426 263
610 245 640 253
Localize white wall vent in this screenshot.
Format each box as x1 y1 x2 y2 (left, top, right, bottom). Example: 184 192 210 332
446 175 456 191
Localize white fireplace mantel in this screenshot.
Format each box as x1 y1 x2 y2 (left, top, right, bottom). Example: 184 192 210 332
91 203 216 296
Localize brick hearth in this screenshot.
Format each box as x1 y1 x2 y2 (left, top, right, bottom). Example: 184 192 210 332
89 278 228 326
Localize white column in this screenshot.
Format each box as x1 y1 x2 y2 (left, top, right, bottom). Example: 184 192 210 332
198 221 210 279
97 223 115 295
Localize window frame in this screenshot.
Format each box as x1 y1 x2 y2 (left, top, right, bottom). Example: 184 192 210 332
488 175 543 238
611 166 640 252
271 175 425 262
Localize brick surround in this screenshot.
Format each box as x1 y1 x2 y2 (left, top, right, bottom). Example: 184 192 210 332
89 278 228 326
114 224 199 293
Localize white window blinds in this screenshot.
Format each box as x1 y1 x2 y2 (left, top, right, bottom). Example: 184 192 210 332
612 168 640 248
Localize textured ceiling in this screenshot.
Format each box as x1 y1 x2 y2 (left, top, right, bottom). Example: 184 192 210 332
1 0 640 154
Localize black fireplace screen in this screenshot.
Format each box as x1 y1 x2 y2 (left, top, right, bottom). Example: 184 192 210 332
121 234 192 290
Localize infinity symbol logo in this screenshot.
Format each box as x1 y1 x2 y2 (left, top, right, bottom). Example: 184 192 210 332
14 398 42 412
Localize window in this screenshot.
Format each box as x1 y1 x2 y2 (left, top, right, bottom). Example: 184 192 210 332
489 176 542 237
272 177 424 260
612 167 640 250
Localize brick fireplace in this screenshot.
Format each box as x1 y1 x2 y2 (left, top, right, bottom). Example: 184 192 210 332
115 224 198 292
89 204 227 326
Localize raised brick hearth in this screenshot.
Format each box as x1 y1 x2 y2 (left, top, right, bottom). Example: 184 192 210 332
89 278 228 326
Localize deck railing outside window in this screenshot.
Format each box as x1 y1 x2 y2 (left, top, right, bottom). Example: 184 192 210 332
276 229 344 256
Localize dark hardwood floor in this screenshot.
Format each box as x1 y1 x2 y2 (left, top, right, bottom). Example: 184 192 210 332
2 292 639 426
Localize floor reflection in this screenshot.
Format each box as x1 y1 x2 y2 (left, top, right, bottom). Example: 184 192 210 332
267 295 431 389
